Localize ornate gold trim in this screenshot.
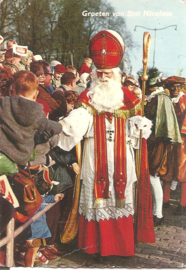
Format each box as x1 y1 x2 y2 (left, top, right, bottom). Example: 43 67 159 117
75 102 141 119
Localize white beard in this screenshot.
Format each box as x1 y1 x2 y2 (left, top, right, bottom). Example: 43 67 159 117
88 68 124 113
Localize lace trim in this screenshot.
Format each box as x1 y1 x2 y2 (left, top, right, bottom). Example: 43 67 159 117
79 202 134 222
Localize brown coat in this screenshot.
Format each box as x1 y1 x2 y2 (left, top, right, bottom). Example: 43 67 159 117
37 84 60 112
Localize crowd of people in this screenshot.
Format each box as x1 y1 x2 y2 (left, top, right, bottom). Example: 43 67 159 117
0 30 186 267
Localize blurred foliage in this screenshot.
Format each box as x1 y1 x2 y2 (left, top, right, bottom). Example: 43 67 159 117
0 0 135 69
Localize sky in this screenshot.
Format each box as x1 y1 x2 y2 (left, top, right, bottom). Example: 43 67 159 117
106 0 186 78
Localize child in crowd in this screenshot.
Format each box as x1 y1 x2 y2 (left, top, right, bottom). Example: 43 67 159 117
47 90 80 193
0 70 62 172
37 90 80 256
50 90 78 121
63 90 79 117
24 193 64 267
0 70 64 266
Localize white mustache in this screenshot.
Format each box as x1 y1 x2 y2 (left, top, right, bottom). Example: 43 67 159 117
100 79 108 82
98 77 110 83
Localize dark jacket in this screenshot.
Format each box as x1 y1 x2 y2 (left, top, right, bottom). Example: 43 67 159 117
0 95 62 165
49 90 67 121
47 146 77 194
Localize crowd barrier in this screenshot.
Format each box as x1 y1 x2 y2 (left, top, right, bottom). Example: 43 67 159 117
0 201 57 267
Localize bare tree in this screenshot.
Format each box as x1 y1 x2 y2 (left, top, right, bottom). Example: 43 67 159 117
0 0 136 71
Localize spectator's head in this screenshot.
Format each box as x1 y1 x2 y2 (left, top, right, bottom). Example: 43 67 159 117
0 51 5 62
0 65 14 96
30 61 45 84
14 70 38 100
54 64 66 80
124 77 142 99
37 60 53 88
66 65 79 82
66 65 77 74
7 39 17 50
84 57 92 68
64 90 78 113
60 72 77 90
21 50 33 68
5 48 21 67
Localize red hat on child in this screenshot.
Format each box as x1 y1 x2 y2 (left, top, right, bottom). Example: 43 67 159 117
54 64 66 73
89 30 124 69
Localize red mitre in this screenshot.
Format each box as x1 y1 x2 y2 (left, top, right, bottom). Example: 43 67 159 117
89 30 124 69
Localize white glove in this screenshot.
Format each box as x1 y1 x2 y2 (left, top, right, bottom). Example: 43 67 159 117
128 116 152 139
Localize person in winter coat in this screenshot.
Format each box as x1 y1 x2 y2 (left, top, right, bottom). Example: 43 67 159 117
2 48 21 74
79 57 92 76
40 90 79 257
0 70 62 170
18 50 33 71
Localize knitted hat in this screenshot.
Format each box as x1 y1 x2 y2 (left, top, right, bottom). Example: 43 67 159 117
89 30 124 69
54 64 66 73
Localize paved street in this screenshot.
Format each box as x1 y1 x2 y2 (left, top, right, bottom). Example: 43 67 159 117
35 185 186 268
